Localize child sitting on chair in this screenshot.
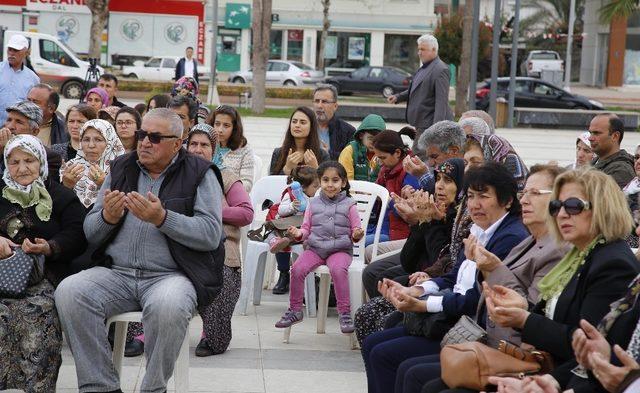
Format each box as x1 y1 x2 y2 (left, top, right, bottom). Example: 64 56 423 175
275 161 365 334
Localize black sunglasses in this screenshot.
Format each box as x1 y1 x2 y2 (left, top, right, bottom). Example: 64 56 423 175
135 130 179 144
548 197 591 217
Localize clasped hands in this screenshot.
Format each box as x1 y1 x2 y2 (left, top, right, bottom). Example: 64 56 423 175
0 236 51 258
377 278 428 313
393 187 446 225
483 281 530 329
102 189 166 227
286 226 365 243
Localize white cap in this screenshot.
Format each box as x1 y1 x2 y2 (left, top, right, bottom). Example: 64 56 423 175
7 34 29 51
577 131 591 148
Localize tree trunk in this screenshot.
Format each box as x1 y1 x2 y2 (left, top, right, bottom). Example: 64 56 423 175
251 0 272 114
86 0 109 60
455 0 473 117
317 0 331 70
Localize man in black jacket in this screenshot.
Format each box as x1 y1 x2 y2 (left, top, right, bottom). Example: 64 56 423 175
174 46 199 83
313 84 354 160
27 83 69 146
98 74 126 107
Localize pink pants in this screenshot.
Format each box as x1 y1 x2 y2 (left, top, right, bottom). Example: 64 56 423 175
289 250 352 314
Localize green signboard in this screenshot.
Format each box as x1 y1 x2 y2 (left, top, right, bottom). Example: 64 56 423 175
225 3 251 29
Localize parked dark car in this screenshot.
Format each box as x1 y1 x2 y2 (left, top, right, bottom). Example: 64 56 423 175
325 66 412 98
475 77 604 110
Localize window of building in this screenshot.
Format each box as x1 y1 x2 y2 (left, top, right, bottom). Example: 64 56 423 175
319 32 370 71
625 12 640 85
270 30 283 59
39 39 76 67
287 30 303 61
383 34 418 72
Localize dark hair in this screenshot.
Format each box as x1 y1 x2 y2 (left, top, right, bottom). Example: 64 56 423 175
317 161 351 197
313 84 338 102
208 105 247 150
464 161 521 215
372 129 414 157
147 94 171 113
134 103 146 116
167 95 198 121
31 83 59 109
99 73 119 86
527 164 566 184
273 106 322 174
186 46 194 51
115 106 142 129
65 104 97 123
605 113 625 143
288 165 318 189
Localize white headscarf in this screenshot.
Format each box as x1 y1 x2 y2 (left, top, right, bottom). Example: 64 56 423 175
62 119 125 207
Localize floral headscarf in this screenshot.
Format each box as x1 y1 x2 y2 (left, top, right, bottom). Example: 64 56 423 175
459 117 491 136
2 135 52 221
187 123 225 166
84 87 109 108
62 119 125 207
467 133 528 191
172 76 199 100
434 158 465 204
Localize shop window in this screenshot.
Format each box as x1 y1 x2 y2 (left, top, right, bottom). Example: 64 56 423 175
39 39 76 67
287 30 303 62
383 34 418 73
270 30 283 59
624 34 640 85
319 32 370 70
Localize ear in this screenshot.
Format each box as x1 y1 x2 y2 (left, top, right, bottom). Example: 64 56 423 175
449 146 460 155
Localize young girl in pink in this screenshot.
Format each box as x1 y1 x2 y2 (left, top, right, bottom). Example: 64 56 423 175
275 161 364 333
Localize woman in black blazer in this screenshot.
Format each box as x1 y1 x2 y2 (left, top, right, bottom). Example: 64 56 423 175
474 169 639 393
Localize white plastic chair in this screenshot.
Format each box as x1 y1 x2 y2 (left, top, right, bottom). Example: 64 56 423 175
106 312 189 393
236 175 289 315
240 154 264 261
284 181 390 347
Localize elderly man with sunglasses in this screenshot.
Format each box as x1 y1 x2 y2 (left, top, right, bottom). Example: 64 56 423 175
55 108 224 393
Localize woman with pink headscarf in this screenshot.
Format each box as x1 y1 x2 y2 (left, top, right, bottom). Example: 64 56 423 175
83 87 109 111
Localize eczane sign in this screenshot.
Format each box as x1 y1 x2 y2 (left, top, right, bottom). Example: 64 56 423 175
27 0 91 14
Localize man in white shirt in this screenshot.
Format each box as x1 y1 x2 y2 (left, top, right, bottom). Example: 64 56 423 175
175 47 199 83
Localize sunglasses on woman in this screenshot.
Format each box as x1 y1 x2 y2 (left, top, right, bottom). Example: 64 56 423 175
548 197 591 217
135 130 179 144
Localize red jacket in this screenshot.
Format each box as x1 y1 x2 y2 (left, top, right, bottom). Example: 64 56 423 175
375 161 418 240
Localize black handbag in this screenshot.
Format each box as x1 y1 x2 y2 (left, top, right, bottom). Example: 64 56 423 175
403 310 457 340
440 315 488 348
0 248 39 298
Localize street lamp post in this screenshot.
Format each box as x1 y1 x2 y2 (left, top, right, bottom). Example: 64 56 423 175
488 0 502 121
468 0 481 110
564 0 577 92
207 0 220 106
507 0 521 128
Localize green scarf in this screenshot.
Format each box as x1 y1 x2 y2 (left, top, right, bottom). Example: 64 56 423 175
2 183 53 222
538 236 605 302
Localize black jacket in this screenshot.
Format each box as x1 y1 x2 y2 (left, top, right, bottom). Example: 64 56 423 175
325 115 355 160
50 114 69 146
523 240 640 366
269 147 330 175
92 149 225 308
174 57 199 83
0 179 87 285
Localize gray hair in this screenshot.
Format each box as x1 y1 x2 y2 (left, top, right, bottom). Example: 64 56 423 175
460 110 495 133
313 83 338 102
417 120 465 153
144 108 183 138
459 117 491 136
417 34 438 52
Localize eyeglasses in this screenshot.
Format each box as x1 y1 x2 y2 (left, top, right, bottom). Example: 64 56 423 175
313 99 336 105
116 120 136 127
135 130 179 144
521 188 552 197
548 197 591 217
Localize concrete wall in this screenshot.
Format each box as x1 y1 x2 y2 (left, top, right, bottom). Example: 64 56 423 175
580 0 610 86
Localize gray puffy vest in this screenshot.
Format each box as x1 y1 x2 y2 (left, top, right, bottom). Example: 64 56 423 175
306 191 355 259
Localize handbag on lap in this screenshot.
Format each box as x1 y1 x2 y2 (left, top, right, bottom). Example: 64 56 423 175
0 247 43 298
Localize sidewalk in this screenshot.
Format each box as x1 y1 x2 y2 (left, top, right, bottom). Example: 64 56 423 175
56 290 367 393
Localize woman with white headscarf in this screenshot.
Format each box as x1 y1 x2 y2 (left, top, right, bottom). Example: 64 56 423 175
60 119 125 208
568 131 595 169
0 135 87 392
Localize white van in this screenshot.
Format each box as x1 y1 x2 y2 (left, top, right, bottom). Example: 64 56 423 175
1 30 104 99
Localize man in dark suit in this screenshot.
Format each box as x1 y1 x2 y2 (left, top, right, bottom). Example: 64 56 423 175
174 46 199 84
388 34 453 153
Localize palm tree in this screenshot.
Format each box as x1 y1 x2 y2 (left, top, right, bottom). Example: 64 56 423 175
520 0 585 34
600 0 639 23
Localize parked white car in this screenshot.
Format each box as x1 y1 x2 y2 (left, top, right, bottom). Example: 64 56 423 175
228 60 324 86
122 56 210 81
520 50 564 78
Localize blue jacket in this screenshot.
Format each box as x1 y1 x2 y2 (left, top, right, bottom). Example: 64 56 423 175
174 57 199 83
431 212 529 318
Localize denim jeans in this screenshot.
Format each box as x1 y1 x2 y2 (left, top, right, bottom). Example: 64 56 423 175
55 266 197 393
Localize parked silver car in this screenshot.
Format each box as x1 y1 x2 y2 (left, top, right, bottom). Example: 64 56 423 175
228 60 324 86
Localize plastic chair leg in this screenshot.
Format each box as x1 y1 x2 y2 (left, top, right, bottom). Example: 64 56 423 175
112 320 127 377
316 273 331 334
253 251 268 306
283 326 292 343
304 274 317 318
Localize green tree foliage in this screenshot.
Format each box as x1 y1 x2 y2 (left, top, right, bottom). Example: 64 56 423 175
434 13 492 67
